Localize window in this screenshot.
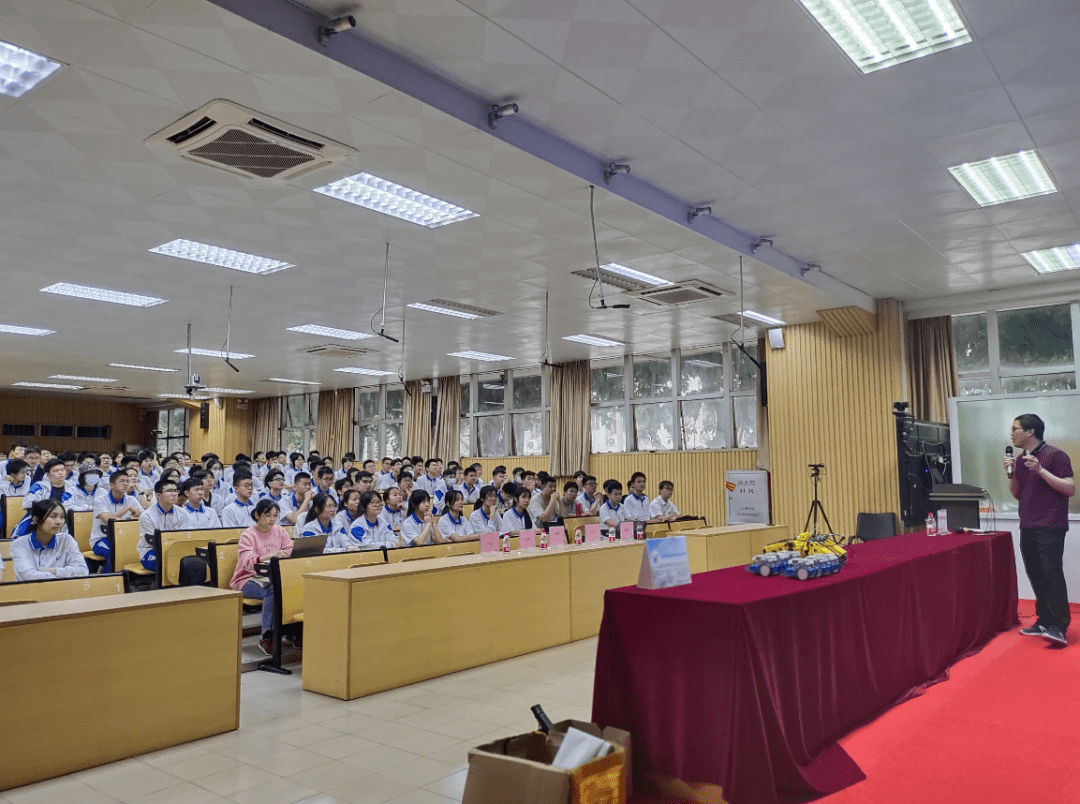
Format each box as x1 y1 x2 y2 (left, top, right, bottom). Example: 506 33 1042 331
952 303 1079 397
355 385 405 460
460 369 548 458
590 345 759 452
156 408 188 457
283 393 318 455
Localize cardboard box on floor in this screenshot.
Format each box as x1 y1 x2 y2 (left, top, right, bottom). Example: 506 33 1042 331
462 719 630 804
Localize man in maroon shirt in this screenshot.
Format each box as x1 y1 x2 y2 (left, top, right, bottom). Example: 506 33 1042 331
1005 414 1075 646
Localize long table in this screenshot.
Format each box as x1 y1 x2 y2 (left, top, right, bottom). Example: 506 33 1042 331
591 530 1018 804
301 523 787 701
1 587 242 791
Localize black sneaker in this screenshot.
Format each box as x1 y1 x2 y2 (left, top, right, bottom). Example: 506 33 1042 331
1019 624 1045 637
1042 628 1067 646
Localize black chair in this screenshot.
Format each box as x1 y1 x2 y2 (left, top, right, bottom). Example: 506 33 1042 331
853 512 897 543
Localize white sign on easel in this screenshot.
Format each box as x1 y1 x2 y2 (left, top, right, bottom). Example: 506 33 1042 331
725 470 770 524
637 536 692 590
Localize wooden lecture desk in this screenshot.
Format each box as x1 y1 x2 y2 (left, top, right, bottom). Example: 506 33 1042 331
0 587 242 791
675 523 791 572
301 524 787 701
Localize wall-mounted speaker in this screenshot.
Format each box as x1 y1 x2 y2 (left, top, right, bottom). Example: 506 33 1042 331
768 328 785 349
199 402 210 430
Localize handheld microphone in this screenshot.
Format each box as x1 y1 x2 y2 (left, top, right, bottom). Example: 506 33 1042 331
1005 446 1013 479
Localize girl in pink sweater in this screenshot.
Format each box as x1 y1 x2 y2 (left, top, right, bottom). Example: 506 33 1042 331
230 498 293 655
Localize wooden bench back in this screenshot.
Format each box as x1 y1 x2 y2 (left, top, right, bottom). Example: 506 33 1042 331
0 538 12 584
4 495 24 538
669 517 705 531
156 527 246 587
273 550 386 626
108 519 142 574
644 523 671 538
385 541 481 564
0 573 125 604
69 511 96 553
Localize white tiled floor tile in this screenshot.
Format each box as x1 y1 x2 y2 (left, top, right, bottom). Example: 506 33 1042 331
5 778 91 804
422 769 468 801
227 777 315 804
342 700 424 721
161 754 244 782
336 741 421 773
246 749 333 777
374 757 458 788
124 781 234 804
78 760 181 800
194 762 280 796
325 775 415 804
317 713 387 735
383 790 456 804
307 734 383 761
286 760 370 790
277 725 346 749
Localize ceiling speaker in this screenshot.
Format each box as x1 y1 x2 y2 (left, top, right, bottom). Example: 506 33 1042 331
768 328 785 350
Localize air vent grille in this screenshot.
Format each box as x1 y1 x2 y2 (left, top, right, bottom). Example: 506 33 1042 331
570 268 651 292
187 129 316 179
248 118 324 150
167 115 215 145
427 299 502 318
297 343 376 359
2 424 35 437
628 279 728 307
40 424 74 438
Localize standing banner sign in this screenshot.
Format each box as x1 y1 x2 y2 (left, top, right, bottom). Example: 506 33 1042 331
725 470 770 525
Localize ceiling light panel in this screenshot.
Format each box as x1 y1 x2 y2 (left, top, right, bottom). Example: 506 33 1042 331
49 375 117 383
448 350 514 362
41 283 167 307
201 387 255 394
157 393 211 400
175 348 255 359
314 172 479 228
109 363 179 372
948 150 1058 207
149 239 293 275
408 303 481 320
600 263 672 287
0 40 62 98
563 334 624 347
1022 245 1080 274
12 382 83 390
287 324 374 340
266 378 322 386
332 367 396 376
0 324 54 336
796 0 971 74
742 310 787 326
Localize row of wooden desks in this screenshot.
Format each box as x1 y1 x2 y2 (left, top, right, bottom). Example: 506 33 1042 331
302 523 788 700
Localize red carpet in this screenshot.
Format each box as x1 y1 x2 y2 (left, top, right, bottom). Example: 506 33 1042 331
630 601 1080 804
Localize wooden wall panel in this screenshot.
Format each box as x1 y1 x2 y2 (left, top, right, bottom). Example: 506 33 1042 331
0 393 154 454
767 299 904 538
188 399 254 460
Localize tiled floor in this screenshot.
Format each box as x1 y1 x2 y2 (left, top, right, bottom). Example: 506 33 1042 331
2 639 599 804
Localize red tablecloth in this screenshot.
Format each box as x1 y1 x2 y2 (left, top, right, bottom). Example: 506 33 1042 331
591 531 1018 804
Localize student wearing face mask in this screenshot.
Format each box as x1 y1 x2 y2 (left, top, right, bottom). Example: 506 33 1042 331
69 467 103 511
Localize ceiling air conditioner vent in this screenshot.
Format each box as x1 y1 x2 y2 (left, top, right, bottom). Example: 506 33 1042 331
297 343 376 359
627 279 728 307
146 99 357 182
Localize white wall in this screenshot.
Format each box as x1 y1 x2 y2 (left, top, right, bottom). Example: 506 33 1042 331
979 513 1080 604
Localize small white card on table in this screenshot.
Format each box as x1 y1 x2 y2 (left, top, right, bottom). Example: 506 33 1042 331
637 535 692 590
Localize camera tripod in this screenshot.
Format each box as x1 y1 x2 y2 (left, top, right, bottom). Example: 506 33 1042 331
803 464 834 535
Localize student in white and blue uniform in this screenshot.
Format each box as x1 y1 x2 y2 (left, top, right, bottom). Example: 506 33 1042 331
379 487 406 532
501 486 534 533
68 468 103 511
576 475 601 516
415 460 447 514
598 481 628 529
10 499 88 581
258 470 289 510
334 453 355 481
650 480 681 521
469 486 502 534
374 457 397 491
622 473 653 522
91 469 143 560
458 466 482 505
180 477 220 528
400 490 439 547
136 478 185 571
15 459 75 537
220 471 257 529
135 449 160 495
0 458 32 497
332 489 362 536
327 491 398 552
298 493 339 538
437 490 476 542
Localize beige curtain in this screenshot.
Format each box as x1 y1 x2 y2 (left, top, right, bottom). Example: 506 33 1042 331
252 397 281 452
431 376 461 463
402 379 432 457
317 388 355 462
549 360 591 476
906 316 959 423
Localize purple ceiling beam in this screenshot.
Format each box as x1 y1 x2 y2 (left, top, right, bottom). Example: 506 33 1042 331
207 0 874 312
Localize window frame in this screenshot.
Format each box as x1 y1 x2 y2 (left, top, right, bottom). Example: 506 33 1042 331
156 407 188 458
282 392 319 456
354 384 405 460
459 368 548 459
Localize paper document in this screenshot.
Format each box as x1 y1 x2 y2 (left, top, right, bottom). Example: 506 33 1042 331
550 727 612 769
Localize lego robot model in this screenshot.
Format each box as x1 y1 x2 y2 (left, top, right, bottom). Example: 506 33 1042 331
746 531 848 580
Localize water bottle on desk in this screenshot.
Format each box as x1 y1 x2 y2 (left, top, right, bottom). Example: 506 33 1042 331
501 532 511 553
926 512 937 537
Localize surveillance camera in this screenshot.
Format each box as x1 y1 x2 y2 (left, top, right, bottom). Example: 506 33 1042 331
329 15 356 33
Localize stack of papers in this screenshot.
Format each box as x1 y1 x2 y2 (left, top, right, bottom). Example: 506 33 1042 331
550 727 612 769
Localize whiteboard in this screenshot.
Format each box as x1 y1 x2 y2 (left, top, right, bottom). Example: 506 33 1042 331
725 470 770 524
949 390 1080 517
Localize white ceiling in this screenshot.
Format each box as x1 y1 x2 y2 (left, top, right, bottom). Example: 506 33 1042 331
2 0 1079 402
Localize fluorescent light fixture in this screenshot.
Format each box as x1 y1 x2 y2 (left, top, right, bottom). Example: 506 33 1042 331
948 150 1058 207
796 0 971 74
684 359 723 368
149 239 293 275
332 367 396 376
41 282 166 308
201 387 255 394
157 393 211 400
448 350 514 362
0 324 54 336
109 363 179 373
49 375 117 383
286 324 374 340
407 303 482 320
266 378 322 386
1022 245 1080 274
563 334 623 347
175 348 254 359
601 263 672 287
314 172 479 228
0 40 62 98
12 382 83 390
742 310 787 326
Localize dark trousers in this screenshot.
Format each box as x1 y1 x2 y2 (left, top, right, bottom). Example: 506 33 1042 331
1019 527 1070 632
